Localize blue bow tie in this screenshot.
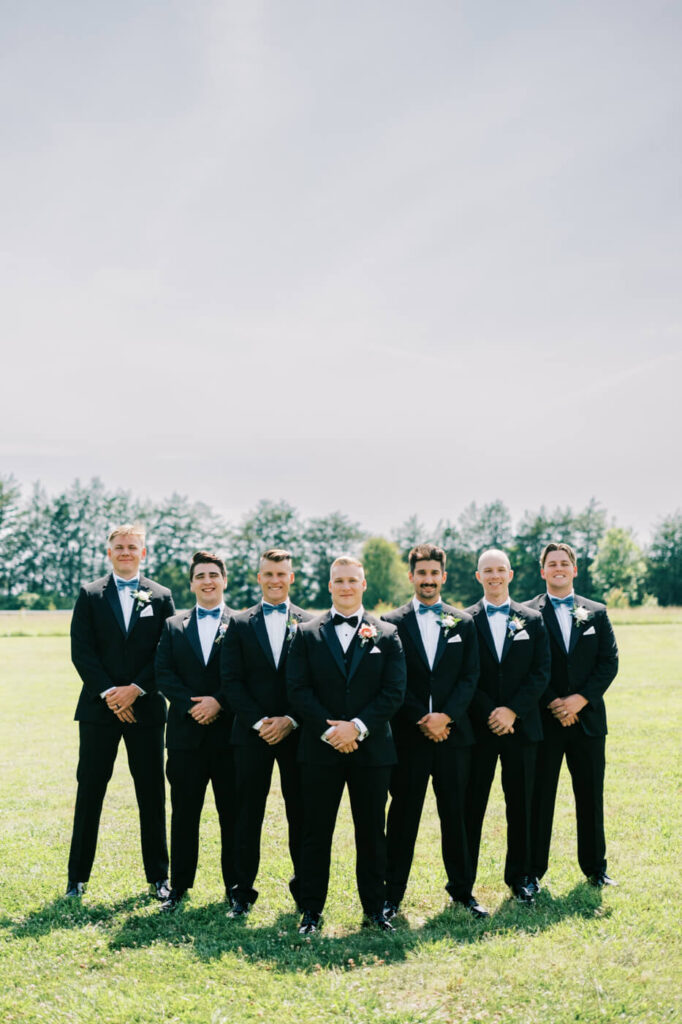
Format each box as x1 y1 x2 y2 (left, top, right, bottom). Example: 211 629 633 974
263 602 287 615
550 596 574 609
116 578 138 592
486 603 510 617
197 606 221 620
418 602 442 615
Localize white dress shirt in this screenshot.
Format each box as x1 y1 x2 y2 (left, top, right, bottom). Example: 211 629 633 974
324 605 368 741
548 591 574 652
252 600 298 732
483 598 509 661
413 596 441 670
196 602 225 665
101 575 145 698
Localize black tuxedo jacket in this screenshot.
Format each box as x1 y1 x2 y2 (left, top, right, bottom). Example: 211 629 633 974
71 573 175 726
525 594 618 737
155 606 235 750
464 599 550 743
381 602 478 748
219 602 313 745
286 611 406 766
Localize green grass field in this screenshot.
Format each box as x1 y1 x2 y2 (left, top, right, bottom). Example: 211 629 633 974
1 621 680 1023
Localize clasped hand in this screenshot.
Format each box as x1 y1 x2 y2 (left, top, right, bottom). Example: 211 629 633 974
190 695 221 725
325 719 359 754
105 684 140 723
487 706 516 736
548 693 587 727
258 716 294 745
417 712 451 742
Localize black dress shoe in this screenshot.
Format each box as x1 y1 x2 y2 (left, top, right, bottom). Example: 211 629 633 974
362 912 395 932
159 888 186 912
228 898 251 918
588 872 618 888
150 879 171 901
65 880 85 898
526 876 541 895
298 911 321 936
452 895 490 919
510 881 535 905
382 900 400 921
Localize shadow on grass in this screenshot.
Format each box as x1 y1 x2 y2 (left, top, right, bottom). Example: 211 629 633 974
105 882 609 971
0 893 151 939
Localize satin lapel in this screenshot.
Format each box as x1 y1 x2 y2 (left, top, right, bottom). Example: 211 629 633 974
568 600 584 655
404 607 430 669
540 594 565 650
184 609 205 666
104 574 127 636
278 608 302 669
207 608 231 665
500 603 518 662
250 605 277 669
473 602 498 661
320 612 347 679
432 618 448 671
348 617 373 682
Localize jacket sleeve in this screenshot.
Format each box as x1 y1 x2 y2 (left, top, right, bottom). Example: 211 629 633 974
355 630 407 733
70 588 115 698
507 616 551 719
286 630 335 736
441 619 480 724
219 619 267 724
154 621 193 715
577 609 619 705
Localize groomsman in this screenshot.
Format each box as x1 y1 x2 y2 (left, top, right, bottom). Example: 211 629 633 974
381 544 483 919
465 549 550 904
220 548 312 917
526 543 619 891
286 556 406 935
67 524 174 898
155 552 235 911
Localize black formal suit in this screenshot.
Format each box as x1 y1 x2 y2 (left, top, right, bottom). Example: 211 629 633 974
219 601 313 906
68 573 174 883
286 611 406 916
525 593 618 880
155 605 236 895
464 599 550 887
381 601 479 905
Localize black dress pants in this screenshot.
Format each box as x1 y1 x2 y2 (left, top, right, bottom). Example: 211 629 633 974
68 721 168 883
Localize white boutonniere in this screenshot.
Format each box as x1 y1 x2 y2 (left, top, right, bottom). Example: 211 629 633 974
358 622 379 647
439 612 461 636
507 615 526 639
131 588 153 612
286 615 300 641
214 622 228 646
572 605 592 627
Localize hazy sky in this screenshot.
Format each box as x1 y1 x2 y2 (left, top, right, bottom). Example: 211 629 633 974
2 0 680 540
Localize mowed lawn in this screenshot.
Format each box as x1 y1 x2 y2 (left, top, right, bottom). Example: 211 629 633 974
0 621 680 1024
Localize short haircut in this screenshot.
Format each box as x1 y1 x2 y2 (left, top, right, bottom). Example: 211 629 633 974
260 548 293 566
477 548 511 570
189 550 227 581
108 523 146 544
330 555 364 578
408 544 446 572
540 542 577 568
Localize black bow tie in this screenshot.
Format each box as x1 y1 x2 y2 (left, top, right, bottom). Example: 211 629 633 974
332 614 358 628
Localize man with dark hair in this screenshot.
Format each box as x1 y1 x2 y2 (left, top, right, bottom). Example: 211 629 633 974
382 544 483 918
220 549 312 917
287 556 406 935
465 549 550 904
155 551 235 911
67 524 174 899
525 543 619 891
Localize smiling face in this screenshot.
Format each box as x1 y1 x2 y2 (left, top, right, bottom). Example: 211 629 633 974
409 559 447 604
190 562 227 609
541 550 578 598
476 550 513 605
108 533 146 580
258 558 294 604
329 562 367 615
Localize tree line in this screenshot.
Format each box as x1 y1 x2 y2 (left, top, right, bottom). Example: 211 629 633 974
0 476 680 610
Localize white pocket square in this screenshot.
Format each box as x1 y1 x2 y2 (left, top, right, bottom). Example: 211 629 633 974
513 629 529 640
139 605 154 618
583 626 596 635
447 635 462 644
369 646 382 654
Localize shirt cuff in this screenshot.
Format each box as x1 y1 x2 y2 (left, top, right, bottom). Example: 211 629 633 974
285 715 298 729
253 718 266 731
351 718 368 741
100 687 115 699
132 684 145 696
321 725 335 743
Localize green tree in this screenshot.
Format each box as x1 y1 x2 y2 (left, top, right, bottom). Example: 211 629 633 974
458 500 512 554
299 511 364 609
510 505 575 600
361 536 411 610
392 514 428 560
433 520 479 607
0 475 22 602
589 527 647 605
646 511 682 605
226 500 304 609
